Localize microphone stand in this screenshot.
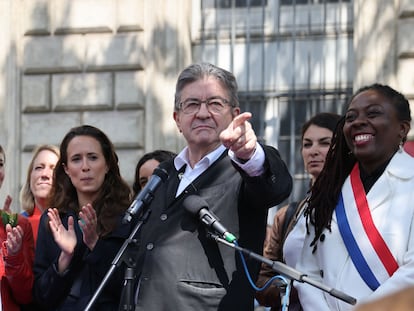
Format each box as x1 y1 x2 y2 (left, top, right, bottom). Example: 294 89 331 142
208 233 357 306
84 209 151 311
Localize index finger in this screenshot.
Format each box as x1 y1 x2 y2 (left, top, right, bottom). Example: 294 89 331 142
231 112 252 129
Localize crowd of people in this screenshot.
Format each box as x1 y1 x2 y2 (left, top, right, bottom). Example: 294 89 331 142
0 63 412 311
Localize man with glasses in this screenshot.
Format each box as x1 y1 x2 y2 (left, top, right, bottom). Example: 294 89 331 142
131 62 292 311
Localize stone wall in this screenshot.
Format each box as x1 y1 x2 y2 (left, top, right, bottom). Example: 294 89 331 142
0 0 192 208
0 0 413 209
398 0 414 106
354 0 414 126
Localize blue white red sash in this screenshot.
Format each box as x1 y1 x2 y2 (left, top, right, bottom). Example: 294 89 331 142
335 163 398 291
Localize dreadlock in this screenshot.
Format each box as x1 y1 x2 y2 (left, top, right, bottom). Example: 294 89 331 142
304 116 356 251
304 83 412 252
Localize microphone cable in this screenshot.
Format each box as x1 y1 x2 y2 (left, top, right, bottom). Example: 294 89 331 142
234 240 291 311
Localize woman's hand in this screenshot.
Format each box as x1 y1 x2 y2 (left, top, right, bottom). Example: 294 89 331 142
5 224 23 256
48 208 77 273
78 203 99 251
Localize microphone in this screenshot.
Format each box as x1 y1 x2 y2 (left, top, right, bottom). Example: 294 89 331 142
183 195 237 243
123 161 170 223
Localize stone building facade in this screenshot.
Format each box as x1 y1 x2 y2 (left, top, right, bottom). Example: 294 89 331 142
0 0 413 208
0 0 192 205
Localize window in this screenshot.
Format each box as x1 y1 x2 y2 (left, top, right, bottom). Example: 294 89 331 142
280 0 350 5
195 0 354 208
277 92 350 202
240 90 351 203
239 95 267 144
203 0 268 9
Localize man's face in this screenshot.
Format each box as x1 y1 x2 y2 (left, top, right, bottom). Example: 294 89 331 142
174 77 240 153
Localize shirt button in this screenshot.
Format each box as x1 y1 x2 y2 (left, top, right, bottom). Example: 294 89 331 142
146 243 154 250
160 214 167 221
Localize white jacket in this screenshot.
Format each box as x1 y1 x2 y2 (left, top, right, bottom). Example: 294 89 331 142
294 150 414 311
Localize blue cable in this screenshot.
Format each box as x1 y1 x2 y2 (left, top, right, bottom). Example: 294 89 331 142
234 240 291 311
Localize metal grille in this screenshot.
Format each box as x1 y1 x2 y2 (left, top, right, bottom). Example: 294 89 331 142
195 0 353 205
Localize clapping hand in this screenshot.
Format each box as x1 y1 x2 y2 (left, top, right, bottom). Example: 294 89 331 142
78 203 99 251
5 223 23 256
48 208 77 273
1 196 22 256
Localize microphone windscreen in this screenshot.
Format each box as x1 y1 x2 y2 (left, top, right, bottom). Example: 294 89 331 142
183 195 209 216
152 161 171 181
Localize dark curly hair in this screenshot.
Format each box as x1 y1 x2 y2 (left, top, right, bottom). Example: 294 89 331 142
48 125 131 236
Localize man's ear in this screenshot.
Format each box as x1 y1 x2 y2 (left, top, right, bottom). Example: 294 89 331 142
232 107 240 118
173 111 182 133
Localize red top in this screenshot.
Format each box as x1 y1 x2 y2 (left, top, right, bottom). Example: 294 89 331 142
0 215 35 310
25 206 42 245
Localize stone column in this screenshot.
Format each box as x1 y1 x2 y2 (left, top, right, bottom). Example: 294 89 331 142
0 0 21 204
353 0 399 88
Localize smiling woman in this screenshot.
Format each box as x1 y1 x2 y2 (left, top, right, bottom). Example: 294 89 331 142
294 84 414 311
20 144 60 243
343 88 410 174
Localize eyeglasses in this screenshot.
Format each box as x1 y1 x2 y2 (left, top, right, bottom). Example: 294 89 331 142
179 97 231 115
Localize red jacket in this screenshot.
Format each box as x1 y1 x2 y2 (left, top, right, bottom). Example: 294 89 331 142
22 205 42 245
0 215 34 311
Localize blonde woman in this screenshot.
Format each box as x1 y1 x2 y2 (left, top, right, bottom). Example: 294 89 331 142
20 144 60 243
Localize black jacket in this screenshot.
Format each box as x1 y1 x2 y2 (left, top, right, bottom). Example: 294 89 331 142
133 145 292 311
33 210 132 311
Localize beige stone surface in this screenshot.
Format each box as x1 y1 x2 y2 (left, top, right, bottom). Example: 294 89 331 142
0 0 191 206
1 0 414 209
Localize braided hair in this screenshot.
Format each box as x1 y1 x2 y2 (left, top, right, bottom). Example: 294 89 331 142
305 83 411 251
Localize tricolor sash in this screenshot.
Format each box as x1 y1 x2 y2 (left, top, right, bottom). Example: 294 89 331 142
335 163 398 291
